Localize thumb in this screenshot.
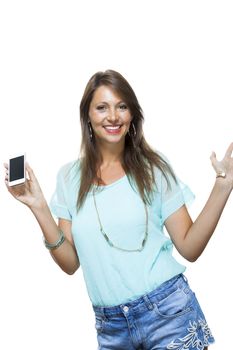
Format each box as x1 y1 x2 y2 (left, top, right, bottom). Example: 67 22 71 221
210 151 216 163
25 163 37 182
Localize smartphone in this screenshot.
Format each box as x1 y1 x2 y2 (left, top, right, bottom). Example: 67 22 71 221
8 153 26 186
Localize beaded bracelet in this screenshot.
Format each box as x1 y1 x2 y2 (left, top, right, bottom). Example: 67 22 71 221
44 230 66 250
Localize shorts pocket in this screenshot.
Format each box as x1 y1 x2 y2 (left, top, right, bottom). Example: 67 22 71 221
153 287 193 319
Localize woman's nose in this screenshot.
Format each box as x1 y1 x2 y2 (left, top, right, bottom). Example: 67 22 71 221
107 108 119 123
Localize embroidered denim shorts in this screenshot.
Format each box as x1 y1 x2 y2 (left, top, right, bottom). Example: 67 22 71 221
92 274 215 350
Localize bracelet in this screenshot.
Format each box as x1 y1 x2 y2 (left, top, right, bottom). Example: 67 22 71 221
216 171 226 179
44 230 66 250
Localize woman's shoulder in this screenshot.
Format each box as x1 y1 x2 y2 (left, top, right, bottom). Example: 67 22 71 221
57 159 81 181
151 150 172 175
155 149 171 165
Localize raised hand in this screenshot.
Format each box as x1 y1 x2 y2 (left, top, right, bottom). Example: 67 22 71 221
210 142 233 189
4 163 46 209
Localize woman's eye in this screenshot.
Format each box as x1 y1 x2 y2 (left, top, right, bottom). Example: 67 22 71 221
119 104 127 110
96 105 106 111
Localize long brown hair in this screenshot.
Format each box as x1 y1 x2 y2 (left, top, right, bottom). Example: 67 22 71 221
76 69 177 211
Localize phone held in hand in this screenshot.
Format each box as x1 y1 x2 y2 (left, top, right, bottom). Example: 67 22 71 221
8 153 26 186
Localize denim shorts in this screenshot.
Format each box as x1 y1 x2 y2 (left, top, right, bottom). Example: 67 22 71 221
92 274 215 350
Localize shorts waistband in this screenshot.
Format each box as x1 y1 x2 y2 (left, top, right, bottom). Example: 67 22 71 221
92 273 188 317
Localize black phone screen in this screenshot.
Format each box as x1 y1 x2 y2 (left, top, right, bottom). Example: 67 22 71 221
9 155 24 181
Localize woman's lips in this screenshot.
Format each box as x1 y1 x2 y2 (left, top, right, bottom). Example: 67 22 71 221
103 125 122 134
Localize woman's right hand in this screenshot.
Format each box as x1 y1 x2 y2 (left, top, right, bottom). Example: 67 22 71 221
4 163 46 210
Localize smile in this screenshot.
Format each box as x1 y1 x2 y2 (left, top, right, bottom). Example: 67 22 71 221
103 125 122 134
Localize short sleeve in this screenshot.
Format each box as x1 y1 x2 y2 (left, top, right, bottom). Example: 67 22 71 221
160 160 195 226
49 165 72 221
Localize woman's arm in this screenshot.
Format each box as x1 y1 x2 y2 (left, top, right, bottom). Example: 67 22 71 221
164 142 233 262
165 179 231 262
5 163 80 275
31 203 80 274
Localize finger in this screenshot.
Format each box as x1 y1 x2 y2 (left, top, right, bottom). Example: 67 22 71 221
25 163 36 181
5 180 9 189
224 142 233 158
210 151 220 173
3 162 8 170
26 163 41 188
210 151 217 163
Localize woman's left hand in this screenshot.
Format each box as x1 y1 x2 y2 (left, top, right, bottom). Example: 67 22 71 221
210 142 233 190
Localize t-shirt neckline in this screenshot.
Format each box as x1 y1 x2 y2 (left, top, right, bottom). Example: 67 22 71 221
93 174 127 189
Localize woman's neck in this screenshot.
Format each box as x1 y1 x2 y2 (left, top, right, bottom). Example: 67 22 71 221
97 142 124 168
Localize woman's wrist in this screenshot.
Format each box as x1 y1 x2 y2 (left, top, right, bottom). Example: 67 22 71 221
215 176 233 193
29 196 48 213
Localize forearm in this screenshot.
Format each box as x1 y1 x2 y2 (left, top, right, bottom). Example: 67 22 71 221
30 200 79 274
183 178 232 261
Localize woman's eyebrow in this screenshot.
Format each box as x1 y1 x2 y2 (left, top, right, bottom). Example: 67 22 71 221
95 99 125 105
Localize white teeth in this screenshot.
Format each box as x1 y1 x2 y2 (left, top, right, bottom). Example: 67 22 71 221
104 125 121 130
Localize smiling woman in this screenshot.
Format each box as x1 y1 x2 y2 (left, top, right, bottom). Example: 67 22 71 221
77 69 179 212
4 69 233 350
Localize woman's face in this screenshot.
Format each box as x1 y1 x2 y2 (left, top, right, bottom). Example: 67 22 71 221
88 85 132 147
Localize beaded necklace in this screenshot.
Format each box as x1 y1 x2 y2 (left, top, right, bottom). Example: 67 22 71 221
92 186 148 252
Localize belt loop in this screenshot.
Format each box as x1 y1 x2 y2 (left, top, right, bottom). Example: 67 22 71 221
101 307 109 321
95 306 106 320
99 307 105 320
143 294 154 310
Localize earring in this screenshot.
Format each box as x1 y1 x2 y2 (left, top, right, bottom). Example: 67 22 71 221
132 122 136 137
88 121 93 140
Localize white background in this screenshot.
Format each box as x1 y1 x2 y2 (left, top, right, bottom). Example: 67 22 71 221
0 1 232 349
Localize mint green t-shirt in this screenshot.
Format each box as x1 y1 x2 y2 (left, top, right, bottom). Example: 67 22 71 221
50 158 195 307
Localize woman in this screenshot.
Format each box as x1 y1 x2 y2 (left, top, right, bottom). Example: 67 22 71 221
4 70 233 349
